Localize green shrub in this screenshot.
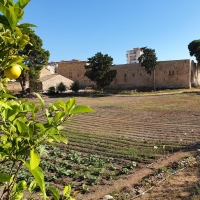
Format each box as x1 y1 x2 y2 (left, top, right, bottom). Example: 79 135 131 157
57 82 67 93
70 81 80 93
48 86 56 94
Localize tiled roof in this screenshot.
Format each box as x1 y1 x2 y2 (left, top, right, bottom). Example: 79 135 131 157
39 74 59 82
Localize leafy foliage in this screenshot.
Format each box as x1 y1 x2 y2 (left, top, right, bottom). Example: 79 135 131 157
57 82 67 93
18 32 50 94
0 0 34 92
70 80 80 92
188 40 200 63
0 1 94 199
85 52 117 90
0 95 94 199
138 47 158 75
48 86 56 95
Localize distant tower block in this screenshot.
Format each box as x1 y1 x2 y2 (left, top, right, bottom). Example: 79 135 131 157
126 48 143 64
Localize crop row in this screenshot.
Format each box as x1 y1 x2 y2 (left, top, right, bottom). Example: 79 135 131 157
0 146 137 194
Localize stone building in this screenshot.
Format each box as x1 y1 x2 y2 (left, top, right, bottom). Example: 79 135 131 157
57 59 93 88
39 74 73 92
57 59 200 90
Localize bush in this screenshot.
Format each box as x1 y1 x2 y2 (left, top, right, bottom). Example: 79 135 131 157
48 86 56 94
57 82 67 93
70 81 80 92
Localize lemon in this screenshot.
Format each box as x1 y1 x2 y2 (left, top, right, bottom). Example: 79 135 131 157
4 64 22 79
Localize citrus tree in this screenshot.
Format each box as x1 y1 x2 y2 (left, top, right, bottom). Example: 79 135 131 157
0 1 94 200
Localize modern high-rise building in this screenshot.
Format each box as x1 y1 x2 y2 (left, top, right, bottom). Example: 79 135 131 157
126 48 143 64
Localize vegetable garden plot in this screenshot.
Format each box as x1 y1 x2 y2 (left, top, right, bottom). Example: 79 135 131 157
0 146 137 195
16 92 200 198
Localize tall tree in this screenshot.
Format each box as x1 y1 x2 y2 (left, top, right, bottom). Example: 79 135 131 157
18 32 50 94
138 47 158 90
188 40 200 63
85 52 117 91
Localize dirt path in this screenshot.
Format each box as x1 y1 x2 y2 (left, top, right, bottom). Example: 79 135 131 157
77 151 189 200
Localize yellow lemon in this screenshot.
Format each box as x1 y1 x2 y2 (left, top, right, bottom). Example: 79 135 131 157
4 64 22 79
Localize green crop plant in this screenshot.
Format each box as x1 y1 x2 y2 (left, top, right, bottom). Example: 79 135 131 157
81 184 90 193
119 167 129 175
126 161 137 169
88 175 99 186
0 1 94 199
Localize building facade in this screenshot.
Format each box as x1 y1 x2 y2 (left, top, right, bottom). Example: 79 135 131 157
57 59 93 88
126 48 143 64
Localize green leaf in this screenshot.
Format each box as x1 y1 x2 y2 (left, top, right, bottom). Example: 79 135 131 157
34 92 44 109
7 55 23 66
57 126 64 130
30 149 40 170
57 100 66 111
63 185 75 199
66 98 76 113
35 122 46 132
14 7 23 19
0 173 11 182
0 101 12 109
28 121 34 138
60 135 68 144
47 186 60 200
16 180 27 192
70 105 94 114
18 22 37 28
0 93 16 99
28 180 37 192
15 120 28 134
0 3 18 29
53 111 65 123
15 0 30 9
17 62 29 70
25 161 46 199
63 185 71 196
49 128 60 142
12 192 23 200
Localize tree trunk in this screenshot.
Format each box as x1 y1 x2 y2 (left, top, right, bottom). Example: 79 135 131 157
19 73 26 97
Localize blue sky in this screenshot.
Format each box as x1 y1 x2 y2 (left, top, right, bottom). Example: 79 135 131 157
23 0 200 64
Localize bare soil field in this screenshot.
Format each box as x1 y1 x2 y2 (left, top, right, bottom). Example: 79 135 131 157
2 90 200 199
39 90 200 199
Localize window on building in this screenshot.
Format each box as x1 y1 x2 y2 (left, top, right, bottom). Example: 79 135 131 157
169 71 174 75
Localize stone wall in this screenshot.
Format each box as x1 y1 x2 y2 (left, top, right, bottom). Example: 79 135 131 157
7 81 29 93
57 59 199 90
57 60 94 88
